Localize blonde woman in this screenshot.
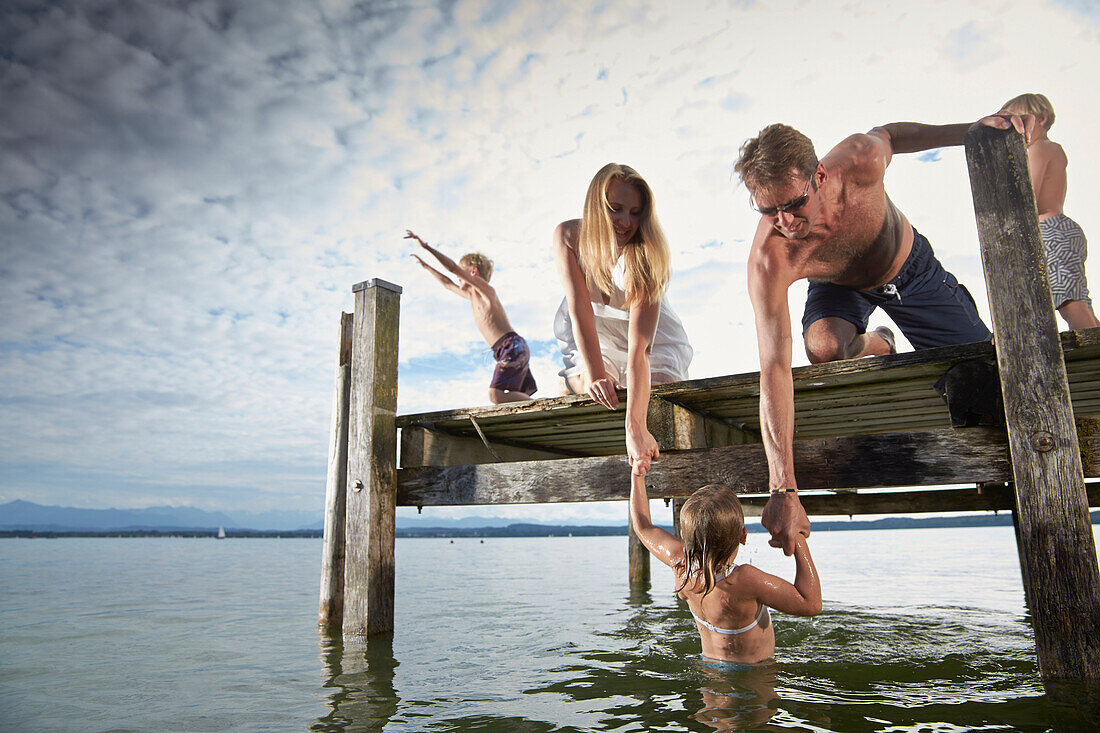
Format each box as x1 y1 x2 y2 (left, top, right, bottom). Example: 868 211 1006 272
553 163 693 465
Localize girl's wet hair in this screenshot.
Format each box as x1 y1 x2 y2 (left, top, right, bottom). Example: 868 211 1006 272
676 484 745 597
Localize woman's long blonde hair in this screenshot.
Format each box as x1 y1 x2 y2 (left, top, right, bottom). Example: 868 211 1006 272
676 484 745 598
578 163 671 307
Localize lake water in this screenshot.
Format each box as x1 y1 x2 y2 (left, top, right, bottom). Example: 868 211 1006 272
3 526 1100 732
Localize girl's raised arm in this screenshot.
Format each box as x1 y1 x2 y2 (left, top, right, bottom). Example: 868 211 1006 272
628 463 684 569
741 538 822 617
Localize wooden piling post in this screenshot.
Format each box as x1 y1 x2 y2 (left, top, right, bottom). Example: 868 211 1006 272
319 312 354 630
627 512 651 590
343 279 402 636
965 125 1100 681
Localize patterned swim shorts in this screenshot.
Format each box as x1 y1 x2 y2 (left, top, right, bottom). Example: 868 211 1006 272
1039 214 1092 307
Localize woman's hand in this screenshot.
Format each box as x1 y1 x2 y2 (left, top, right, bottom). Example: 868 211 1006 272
586 374 621 410
626 425 660 467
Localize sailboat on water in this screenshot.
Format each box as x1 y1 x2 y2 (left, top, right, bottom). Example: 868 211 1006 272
216 525 226 540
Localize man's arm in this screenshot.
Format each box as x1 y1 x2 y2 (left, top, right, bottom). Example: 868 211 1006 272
748 235 797 493
871 122 971 155
747 229 811 555
873 113 1036 156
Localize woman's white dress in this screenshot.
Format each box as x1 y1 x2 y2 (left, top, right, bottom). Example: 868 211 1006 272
553 263 693 382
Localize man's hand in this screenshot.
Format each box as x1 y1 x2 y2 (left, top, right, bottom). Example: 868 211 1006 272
761 491 811 556
585 374 621 410
631 457 650 477
973 113 1037 147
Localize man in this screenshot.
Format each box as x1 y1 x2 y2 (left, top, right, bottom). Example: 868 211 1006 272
734 115 1032 554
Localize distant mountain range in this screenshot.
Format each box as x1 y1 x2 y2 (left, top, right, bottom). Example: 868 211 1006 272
3 499 1097 535
0 500 321 532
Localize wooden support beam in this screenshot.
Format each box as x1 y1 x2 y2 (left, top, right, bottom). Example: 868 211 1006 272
966 125 1100 682
399 424 568 467
343 279 401 637
396 427 1100 506
736 482 1100 517
319 312 353 630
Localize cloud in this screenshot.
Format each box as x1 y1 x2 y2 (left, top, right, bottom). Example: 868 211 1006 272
1 0 1098 522
1053 0 1100 25
941 21 1002 68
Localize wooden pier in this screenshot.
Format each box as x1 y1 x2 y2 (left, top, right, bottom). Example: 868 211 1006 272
319 126 1100 684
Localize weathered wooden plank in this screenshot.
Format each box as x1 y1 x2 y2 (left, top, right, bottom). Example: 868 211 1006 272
966 124 1100 682
392 332 1100 433
319 311 353 631
343 280 401 637
395 428 1100 506
399 425 569 467
737 482 1100 516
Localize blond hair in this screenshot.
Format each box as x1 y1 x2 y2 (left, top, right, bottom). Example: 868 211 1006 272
578 163 670 307
734 123 819 196
459 252 493 281
1000 93 1056 130
676 484 745 598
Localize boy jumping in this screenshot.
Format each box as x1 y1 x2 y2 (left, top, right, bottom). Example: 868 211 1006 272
406 230 537 404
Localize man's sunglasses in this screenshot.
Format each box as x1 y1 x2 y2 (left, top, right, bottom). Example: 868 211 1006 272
753 177 813 217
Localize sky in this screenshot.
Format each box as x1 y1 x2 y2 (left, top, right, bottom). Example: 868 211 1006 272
2 0 1099 525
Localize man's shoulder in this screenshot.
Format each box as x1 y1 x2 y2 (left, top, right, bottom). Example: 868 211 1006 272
748 226 797 287
825 132 887 171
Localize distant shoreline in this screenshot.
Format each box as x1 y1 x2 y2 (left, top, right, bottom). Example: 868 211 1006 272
4 510 1098 539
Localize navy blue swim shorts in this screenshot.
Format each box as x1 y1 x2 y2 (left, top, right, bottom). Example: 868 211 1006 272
801 228 992 349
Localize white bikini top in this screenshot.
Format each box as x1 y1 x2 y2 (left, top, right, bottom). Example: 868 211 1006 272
689 563 768 635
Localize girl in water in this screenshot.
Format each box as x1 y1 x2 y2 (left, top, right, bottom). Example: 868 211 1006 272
553 163 693 465
629 461 821 665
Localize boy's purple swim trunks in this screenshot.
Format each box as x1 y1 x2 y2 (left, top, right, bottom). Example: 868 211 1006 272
490 331 537 396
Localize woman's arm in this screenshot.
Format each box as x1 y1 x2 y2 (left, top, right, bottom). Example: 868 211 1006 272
628 462 684 568
553 220 620 409
625 297 661 464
